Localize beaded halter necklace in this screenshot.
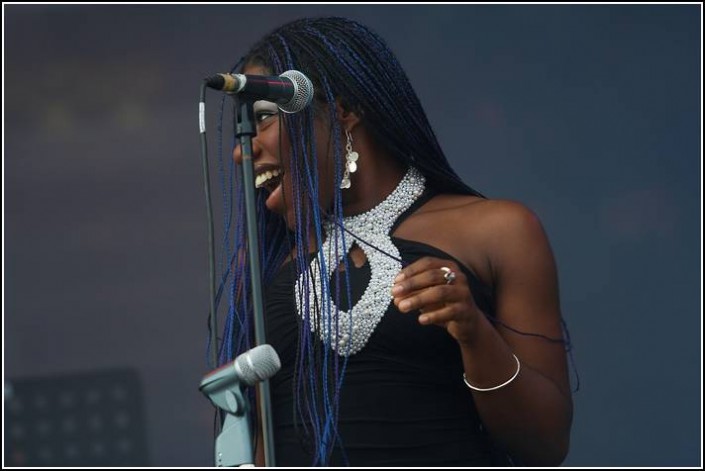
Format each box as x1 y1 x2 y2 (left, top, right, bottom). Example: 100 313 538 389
295 167 426 356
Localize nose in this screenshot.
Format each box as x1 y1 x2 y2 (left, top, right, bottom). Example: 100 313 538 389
232 136 262 165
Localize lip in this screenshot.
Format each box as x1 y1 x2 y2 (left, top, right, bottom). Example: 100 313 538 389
265 183 283 212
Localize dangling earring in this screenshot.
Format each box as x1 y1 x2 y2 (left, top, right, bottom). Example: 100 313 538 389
340 129 359 189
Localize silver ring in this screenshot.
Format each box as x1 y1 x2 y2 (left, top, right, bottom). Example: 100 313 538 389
440 266 456 285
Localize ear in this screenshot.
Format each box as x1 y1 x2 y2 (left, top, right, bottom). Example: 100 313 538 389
335 99 361 132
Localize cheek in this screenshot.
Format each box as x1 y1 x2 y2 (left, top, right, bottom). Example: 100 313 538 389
259 117 292 162
277 119 340 222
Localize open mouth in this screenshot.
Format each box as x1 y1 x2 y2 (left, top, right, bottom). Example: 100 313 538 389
255 166 284 194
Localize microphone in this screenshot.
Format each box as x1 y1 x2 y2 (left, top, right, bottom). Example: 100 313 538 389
204 70 314 113
199 344 281 467
200 344 281 413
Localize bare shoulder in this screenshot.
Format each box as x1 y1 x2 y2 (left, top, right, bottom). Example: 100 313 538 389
398 194 552 286
419 194 547 243
457 198 558 298
456 197 553 265
462 198 547 242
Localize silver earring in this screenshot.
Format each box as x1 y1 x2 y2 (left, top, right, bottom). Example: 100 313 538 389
340 130 359 189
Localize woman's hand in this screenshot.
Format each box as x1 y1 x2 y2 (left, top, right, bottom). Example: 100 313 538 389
392 256 483 346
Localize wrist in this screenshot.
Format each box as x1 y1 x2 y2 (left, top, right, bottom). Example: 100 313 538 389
456 307 494 350
457 310 520 390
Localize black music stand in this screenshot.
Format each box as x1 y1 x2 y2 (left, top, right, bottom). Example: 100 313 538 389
4 368 149 466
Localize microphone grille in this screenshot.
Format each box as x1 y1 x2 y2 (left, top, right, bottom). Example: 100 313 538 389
279 70 314 113
234 344 281 386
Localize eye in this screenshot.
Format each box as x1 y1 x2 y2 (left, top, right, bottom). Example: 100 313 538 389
253 101 280 127
256 110 277 124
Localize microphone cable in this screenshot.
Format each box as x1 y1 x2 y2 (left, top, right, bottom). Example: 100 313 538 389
199 82 224 440
199 82 219 371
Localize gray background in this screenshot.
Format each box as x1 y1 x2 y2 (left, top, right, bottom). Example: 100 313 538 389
4 4 701 467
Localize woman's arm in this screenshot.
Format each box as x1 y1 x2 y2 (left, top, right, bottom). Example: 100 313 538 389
393 200 572 465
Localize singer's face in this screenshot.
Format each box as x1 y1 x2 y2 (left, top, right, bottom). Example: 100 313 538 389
232 65 337 232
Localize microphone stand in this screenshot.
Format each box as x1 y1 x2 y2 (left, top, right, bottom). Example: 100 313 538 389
201 369 255 467
234 97 276 467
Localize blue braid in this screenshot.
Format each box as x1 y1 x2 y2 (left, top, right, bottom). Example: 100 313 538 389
274 33 349 460
322 74 353 466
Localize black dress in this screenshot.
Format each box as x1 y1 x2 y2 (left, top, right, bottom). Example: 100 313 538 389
263 192 509 466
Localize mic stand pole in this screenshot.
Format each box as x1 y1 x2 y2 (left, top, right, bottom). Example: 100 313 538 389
234 96 276 467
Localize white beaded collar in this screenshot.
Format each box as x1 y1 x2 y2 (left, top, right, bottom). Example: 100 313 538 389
294 167 426 356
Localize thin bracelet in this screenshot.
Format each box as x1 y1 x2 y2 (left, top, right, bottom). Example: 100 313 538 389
463 354 521 392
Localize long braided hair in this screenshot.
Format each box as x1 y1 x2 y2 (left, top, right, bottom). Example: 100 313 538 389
216 17 486 465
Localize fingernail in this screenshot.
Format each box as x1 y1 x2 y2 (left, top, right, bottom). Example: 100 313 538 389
418 315 428 324
399 300 410 311
391 285 403 295
394 272 405 282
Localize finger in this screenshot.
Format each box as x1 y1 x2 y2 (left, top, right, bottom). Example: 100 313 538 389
417 303 463 325
391 267 453 298
397 284 456 313
395 257 452 282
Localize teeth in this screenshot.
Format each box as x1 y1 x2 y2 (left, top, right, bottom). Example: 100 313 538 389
255 169 282 188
